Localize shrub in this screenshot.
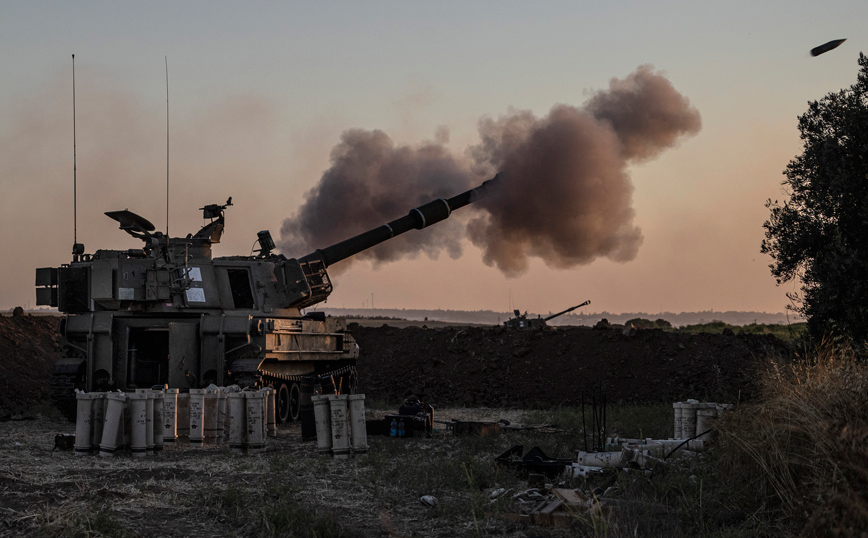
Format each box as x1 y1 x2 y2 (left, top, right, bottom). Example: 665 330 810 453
716 342 868 535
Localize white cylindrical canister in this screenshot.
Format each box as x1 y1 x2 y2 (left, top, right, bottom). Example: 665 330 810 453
120 397 130 449
672 402 684 439
575 451 625 467
74 392 96 456
265 387 276 438
127 392 149 457
216 391 227 444
90 393 106 451
696 406 721 440
223 386 240 444
687 439 706 451
682 402 699 439
246 391 265 452
139 391 155 454
259 387 268 441
227 392 246 452
99 392 127 457
654 439 690 455
162 389 178 444
347 394 368 454
153 390 164 452
312 395 332 454
188 388 206 446
328 395 349 458
203 386 219 445
176 392 190 442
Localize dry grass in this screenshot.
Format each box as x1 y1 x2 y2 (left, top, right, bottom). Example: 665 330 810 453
717 342 868 536
6 401 819 537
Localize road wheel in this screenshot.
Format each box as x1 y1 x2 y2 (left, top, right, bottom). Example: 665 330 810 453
289 382 301 422
345 369 359 394
277 382 291 424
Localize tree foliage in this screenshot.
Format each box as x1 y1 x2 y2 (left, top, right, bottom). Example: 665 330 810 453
762 53 868 343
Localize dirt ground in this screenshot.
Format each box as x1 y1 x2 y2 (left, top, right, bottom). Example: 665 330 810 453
0 408 557 538
0 314 788 536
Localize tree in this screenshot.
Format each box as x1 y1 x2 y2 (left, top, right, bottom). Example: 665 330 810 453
762 53 868 343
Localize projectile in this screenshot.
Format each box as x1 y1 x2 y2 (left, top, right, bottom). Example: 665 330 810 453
811 39 846 57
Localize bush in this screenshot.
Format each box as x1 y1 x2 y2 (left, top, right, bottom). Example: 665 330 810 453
716 342 868 535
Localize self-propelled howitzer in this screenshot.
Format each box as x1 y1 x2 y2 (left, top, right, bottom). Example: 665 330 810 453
36 176 500 422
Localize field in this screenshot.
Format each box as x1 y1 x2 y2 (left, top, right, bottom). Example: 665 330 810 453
1 403 711 538
3 314 863 536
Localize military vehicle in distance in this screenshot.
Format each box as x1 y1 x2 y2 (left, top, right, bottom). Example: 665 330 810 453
36 175 500 422
503 300 591 330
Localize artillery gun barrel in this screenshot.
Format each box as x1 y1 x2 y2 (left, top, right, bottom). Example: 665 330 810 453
543 300 591 322
299 173 501 267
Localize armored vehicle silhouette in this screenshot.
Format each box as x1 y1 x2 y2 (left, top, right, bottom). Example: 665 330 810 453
36 175 500 422
503 300 591 330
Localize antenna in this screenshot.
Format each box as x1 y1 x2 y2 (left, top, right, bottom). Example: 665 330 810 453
165 56 170 237
71 54 84 260
72 54 77 245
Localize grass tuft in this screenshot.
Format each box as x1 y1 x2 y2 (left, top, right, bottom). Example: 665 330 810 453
716 341 868 535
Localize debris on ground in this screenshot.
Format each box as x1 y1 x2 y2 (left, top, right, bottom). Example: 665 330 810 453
495 445 574 478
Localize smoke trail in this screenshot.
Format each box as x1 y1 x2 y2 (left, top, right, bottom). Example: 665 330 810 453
279 65 701 274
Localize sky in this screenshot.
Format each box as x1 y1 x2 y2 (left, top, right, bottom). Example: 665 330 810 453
2 1 865 316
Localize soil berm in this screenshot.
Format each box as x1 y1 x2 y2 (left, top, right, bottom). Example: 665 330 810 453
0 314 789 416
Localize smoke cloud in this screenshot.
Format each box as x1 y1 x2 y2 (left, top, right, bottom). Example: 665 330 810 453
279 128 474 269
279 65 701 275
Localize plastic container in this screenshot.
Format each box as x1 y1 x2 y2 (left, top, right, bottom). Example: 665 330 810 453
696 407 721 440
127 392 149 457
672 402 684 439
188 388 206 445
575 451 624 467
152 390 164 453
328 395 349 458
216 391 227 444
312 395 332 454
162 388 178 444
74 392 97 456
265 387 276 438
348 394 368 454
203 386 219 445
176 392 191 442
227 392 246 453
681 401 699 439
99 392 127 457
245 391 264 452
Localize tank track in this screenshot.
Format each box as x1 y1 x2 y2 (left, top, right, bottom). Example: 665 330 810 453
260 365 357 423
259 364 357 389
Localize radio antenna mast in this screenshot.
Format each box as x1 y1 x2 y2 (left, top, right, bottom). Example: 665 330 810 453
165 56 170 237
72 54 77 247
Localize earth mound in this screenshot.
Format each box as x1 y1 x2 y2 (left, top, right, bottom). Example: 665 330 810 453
0 314 61 416
0 314 791 415
353 323 790 407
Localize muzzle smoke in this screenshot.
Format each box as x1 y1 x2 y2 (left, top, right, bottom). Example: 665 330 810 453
279 65 701 275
